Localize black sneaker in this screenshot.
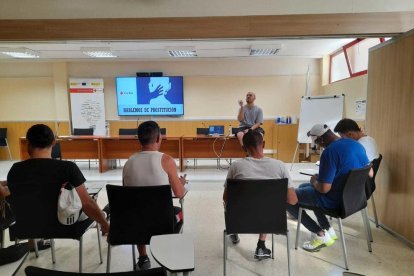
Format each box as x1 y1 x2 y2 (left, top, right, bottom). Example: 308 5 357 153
136 255 151 270
254 246 271 260
229 234 240 244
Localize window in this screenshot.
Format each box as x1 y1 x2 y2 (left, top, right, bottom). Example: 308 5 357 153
329 38 385 83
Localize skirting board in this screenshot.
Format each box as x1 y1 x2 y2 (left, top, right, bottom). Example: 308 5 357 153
368 216 414 250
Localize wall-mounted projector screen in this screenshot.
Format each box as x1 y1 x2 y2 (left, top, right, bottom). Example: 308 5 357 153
116 76 184 116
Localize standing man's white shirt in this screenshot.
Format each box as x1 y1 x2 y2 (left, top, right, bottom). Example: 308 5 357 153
358 136 379 162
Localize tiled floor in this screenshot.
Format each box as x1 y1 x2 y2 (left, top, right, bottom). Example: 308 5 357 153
1 159 414 276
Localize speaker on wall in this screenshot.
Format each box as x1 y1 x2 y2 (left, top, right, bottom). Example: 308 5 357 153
136 72 163 77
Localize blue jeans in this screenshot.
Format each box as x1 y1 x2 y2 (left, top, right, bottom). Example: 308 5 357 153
286 183 330 234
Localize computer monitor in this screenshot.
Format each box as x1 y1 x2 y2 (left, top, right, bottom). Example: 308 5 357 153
208 125 224 136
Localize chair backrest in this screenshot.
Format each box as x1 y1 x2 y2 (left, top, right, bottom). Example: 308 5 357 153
73 128 94 135
106 184 175 246
231 128 240 135
196 128 209 135
0 128 7 146
225 179 288 235
25 265 167 276
341 165 372 218
10 181 90 240
51 142 62 160
119 128 138 136
371 154 382 180
365 154 382 198
160 128 166 135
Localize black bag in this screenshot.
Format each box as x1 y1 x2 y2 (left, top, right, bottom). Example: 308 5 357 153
0 243 29 265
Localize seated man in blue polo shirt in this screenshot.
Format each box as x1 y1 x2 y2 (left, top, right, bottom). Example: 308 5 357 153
287 124 371 252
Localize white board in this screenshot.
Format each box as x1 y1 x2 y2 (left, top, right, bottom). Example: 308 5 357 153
297 95 344 143
69 78 106 136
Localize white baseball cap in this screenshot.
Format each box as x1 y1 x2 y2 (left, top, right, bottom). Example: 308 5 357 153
307 124 330 142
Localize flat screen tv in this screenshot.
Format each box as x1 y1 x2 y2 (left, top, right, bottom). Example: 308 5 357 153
116 76 184 116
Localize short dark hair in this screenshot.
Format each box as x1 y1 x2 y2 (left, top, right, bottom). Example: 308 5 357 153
242 129 263 149
334 118 361 133
26 124 55 149
137 121 160 145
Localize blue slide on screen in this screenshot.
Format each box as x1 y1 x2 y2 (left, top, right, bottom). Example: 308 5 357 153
116 76 184 116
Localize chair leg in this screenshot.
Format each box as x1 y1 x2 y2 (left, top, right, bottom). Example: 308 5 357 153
271 234 274 259
6 140 12 160
79 236 83 273
286 230 291 276
362 209 373 251
132 245 136 271
96 224 103 263
295 207 303 249
370 194 380 227
51 239 56 264
33 239 39 258
106 244 112 273
337 218 349 270
223 230 227 276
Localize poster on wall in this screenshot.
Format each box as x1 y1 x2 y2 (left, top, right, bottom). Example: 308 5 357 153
69 78 106 136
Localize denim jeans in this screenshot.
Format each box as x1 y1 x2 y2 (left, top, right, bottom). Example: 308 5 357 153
286 183 330 234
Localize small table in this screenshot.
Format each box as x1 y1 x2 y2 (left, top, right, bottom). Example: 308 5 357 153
150 234 195 275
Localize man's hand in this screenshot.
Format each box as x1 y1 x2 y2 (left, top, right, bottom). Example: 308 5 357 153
100 221 110 236
179 174 187 186
310 174 318 188
238 100 243 107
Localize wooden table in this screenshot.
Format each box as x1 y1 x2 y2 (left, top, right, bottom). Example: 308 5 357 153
150 234 195 275
181 136 245 171
19 136 100 160
99 136 181 173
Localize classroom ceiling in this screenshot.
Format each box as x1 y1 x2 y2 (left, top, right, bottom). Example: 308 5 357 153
0 38 355 61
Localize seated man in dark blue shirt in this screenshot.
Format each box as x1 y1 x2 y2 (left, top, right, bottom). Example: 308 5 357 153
287 124 371 252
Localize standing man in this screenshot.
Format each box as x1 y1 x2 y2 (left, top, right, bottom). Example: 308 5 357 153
236 92 264 146
334 118 379 162
223 130 297 260
123 120 187 270
287 124 371 252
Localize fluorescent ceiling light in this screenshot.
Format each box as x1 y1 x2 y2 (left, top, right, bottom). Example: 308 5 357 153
167 48 197 57
81 47 117 58
250 45 282 56
0 48 40 58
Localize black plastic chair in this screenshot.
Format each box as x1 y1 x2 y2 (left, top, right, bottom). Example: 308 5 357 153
196 128 209 136
160 128 166 135
9 185 102 272
231 127 240 135
224 179 290 276
73 128 94 136
119 128 138 136
73 128 95 168
366 154 382 228
25 266 167 276
294 166 372 270
106 185 180 273
0 128 12 160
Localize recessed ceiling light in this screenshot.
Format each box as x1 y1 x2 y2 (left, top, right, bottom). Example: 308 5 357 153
250 45 282 56
81 47 117 58
167 48 197 57
0 48 40 58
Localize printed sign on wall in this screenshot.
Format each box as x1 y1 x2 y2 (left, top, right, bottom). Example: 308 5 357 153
69 78 106 136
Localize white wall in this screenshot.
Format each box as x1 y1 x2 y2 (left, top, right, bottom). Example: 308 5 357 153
0 58 321 121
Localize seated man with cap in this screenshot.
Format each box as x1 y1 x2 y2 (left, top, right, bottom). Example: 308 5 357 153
287 123 371 252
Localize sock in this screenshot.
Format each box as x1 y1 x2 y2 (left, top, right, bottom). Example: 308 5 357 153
257 240 266 249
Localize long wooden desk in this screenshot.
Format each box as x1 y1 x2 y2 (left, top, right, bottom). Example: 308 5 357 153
19 136 244 173
181 136 245 170
19 136 100 160
100 136 181 173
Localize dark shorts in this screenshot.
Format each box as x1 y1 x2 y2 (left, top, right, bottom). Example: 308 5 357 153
236 126 265 135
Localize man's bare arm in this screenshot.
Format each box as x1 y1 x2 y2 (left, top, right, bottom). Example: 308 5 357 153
162 154 186 198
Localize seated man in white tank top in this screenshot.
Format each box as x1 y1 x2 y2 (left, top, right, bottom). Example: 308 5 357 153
122 120 187 270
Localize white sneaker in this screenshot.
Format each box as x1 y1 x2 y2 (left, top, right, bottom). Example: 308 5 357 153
302 230 335 252
327 227 338 240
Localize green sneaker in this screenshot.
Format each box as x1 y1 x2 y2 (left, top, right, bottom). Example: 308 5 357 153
302 231 335 252
327 227 338 240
